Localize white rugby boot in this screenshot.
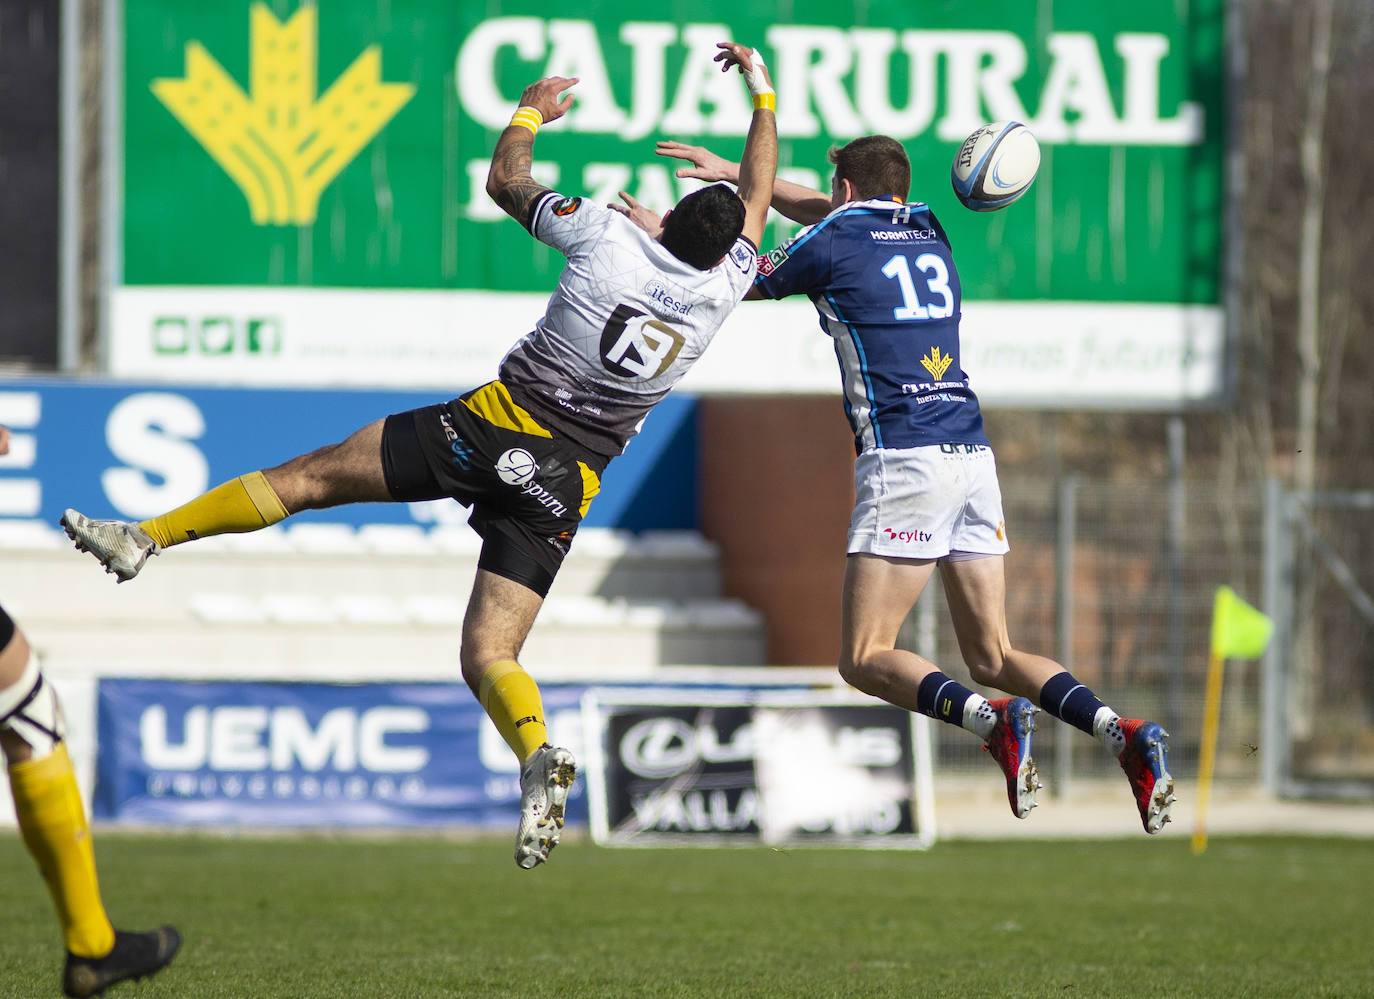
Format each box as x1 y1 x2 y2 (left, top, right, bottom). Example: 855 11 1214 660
61 509 160 583
514 744 577 869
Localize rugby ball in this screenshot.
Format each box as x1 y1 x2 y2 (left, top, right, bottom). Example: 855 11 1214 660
951 121 1040 211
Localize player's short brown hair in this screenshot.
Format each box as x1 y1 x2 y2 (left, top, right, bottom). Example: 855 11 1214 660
828 135 911 202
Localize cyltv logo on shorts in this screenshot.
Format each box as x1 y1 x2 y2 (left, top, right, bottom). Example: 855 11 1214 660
883 528 933 544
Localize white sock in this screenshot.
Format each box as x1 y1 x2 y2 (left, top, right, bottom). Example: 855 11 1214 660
1094 708 1126 757
964 695 997 740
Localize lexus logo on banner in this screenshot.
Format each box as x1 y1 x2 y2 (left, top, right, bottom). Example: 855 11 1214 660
582 691 934 849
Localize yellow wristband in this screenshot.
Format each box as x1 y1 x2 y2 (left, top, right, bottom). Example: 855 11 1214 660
509 106 543 135
752 93 776 111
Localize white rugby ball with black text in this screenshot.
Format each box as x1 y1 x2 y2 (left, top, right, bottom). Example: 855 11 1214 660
951 121 1040 211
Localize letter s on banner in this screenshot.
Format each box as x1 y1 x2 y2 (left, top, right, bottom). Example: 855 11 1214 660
101 393 210 518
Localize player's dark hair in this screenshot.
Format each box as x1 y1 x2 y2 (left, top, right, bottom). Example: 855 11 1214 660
828 135 911 201
659 184 746 270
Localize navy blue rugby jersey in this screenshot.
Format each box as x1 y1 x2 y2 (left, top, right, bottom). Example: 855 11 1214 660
753 197 989 453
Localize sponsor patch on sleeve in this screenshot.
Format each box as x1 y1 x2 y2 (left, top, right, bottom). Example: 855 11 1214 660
552 196 582 216
728 241 755 273
756 246 790 276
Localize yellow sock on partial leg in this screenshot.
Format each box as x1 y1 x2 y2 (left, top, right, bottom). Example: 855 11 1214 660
478 660 549 764
140 471 290 548
9 744 115 958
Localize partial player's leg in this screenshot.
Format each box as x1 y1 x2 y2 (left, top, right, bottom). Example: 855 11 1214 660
939 553 1064 697
838 552 939 710
425 388 599 867
941 554 1175 833
841 442 1040 819
839 553 1039 819
62 418 393 581
460 567 575 869
260 418 394 511
0 605 180 996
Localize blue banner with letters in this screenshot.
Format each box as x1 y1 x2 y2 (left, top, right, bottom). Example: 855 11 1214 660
95 678 592 828
0 378 695 531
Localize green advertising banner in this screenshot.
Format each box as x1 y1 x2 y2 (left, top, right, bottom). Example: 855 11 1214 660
110 0 1227 405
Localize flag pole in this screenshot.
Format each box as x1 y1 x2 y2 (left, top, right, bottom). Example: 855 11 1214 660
1194 586 1272 855
1192 646 1227 854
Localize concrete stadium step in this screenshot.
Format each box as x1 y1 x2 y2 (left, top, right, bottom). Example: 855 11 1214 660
4 521 723 607
3 520 765 672
21 595 765 674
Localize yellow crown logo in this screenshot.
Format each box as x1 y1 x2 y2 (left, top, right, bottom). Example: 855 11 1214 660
152 4 415 225
920 346 953 380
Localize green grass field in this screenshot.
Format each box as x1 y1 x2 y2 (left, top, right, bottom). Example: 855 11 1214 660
2 832 1370 998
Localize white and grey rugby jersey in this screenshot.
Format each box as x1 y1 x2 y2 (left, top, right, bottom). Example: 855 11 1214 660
499 190 757 458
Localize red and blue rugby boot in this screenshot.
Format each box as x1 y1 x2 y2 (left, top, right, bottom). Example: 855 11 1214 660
1115 718 1176 834
983 697 1041 819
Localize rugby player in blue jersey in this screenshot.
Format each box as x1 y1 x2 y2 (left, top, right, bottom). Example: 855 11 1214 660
658 135 1175 833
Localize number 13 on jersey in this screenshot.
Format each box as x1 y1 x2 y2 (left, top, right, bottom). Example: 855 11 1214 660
881 253 955 321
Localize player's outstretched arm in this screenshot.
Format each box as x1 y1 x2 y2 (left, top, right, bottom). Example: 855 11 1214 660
657 140 831 227
485 76 578 227
654 141 739 185
656 44 831 231
714 43 777 251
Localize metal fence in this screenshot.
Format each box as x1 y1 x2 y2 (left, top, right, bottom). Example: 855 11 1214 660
1265 484 1374 798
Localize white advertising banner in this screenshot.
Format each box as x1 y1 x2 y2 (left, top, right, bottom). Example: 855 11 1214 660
109 287 1222 408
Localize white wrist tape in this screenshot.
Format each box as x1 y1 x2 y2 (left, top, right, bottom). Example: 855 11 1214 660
742 49 773 97
0 650 66 758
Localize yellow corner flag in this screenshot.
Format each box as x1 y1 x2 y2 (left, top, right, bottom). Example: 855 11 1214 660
1194 586 1273 854
1210 585 1274 660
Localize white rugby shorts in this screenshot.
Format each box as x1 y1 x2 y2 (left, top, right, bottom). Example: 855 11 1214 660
847 443 1010 560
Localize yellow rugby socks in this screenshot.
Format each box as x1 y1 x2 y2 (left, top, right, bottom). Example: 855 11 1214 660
478 660 549 763
9 744 115 958
140 471 290 548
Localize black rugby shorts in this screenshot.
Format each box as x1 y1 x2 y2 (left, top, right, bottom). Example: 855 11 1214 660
380 382 602 597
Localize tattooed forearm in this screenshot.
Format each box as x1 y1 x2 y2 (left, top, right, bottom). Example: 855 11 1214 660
497 178 551 226
486 128 552 226
496 134 533 185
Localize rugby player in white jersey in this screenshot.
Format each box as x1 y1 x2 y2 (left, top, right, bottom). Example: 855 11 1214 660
61 43 778 868
656 132 1176 835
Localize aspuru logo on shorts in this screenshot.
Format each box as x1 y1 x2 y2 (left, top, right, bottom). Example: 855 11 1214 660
495 447 539 486
495 448 568 518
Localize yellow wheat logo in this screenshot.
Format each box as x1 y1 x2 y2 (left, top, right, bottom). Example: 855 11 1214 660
151 4 415 225
920 346 953 380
